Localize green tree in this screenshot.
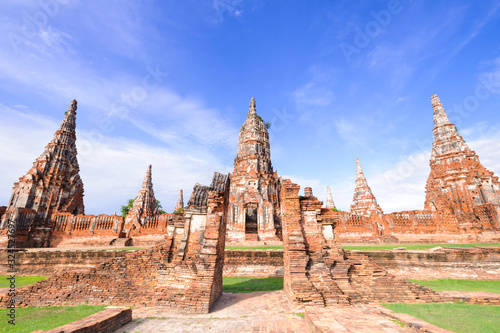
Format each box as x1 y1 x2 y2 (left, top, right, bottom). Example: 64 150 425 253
120 198 166 217
120 198 135 217
156 200 166 214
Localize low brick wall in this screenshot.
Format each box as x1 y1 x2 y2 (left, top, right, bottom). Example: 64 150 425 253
2 247 499 280
33 307 131 333
356 247 500 280
0 249 128 276
223 250 284 277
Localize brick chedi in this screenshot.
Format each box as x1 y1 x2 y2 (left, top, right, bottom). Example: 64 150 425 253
0 100 84 243
350 158 383 217
226 97 281 242
325 186 336 210
123 165 158 236
424 94 500 230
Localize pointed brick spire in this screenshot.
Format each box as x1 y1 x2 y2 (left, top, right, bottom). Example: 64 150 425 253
425 95 500 222
325 186 336 209
174 189 184 212
350 159 383 217
137 164 157 216
248 97 257 116
356 158 365 180
3 99 85 220
431 94 452 127
124 165 158 230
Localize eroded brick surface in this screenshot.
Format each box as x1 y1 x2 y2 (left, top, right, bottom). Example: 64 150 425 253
281 180 442 306
0 100 85 247
123 165 158 237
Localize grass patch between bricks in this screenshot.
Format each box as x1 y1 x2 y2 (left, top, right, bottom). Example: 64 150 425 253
382 303 500 333
342 242 500 251
0 305 107 333
223 277 283 293
409 279 500 293
0 275 48 288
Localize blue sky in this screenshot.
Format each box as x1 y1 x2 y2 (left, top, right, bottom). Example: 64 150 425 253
1 0 500 215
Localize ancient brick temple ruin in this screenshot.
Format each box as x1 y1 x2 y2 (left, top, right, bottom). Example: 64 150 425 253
226 97 282 242
0 100 85 247
8 173 229 313
350 158 384 218
424 94 500 231
1 95 499 314
331 95 500 242
325 186 336 210
280 181 442 305
1 94 500 247
123 165 158 237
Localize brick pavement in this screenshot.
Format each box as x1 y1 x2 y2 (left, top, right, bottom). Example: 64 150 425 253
118 290 452 333
119 291 308 332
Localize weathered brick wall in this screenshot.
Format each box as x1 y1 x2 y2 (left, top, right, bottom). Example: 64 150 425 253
0 250 128 276
280 180 443 306
355 247 500 280
223 250 284 277
3 180 230 314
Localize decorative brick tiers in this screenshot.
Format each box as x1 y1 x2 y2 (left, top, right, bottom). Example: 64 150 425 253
0 100 85 247
226 98 282 242
424 94 500 231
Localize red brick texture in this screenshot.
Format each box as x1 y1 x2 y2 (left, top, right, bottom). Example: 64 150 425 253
3 180 229 313
281 180 442 306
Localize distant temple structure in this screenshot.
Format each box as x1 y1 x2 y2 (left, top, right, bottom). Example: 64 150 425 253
226 97 282 242
1 95 499 248
350 158 383 217
123 165 158 237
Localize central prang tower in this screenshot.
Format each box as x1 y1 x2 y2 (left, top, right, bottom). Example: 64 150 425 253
226 98 281 242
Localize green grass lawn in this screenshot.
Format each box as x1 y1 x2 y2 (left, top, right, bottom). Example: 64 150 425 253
342 242 500 251
383 303 500 333
223 277 283 293
0 305 107 333
409 279 500 293
225 245 284 250
0 275 48 288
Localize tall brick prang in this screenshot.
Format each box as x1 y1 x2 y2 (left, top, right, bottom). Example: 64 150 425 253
123 165 158 235
350 158 383 217
424 94 500 230
0 100 85 246
226 97 281 242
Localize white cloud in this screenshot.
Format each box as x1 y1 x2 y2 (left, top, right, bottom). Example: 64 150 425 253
292 82 336 108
